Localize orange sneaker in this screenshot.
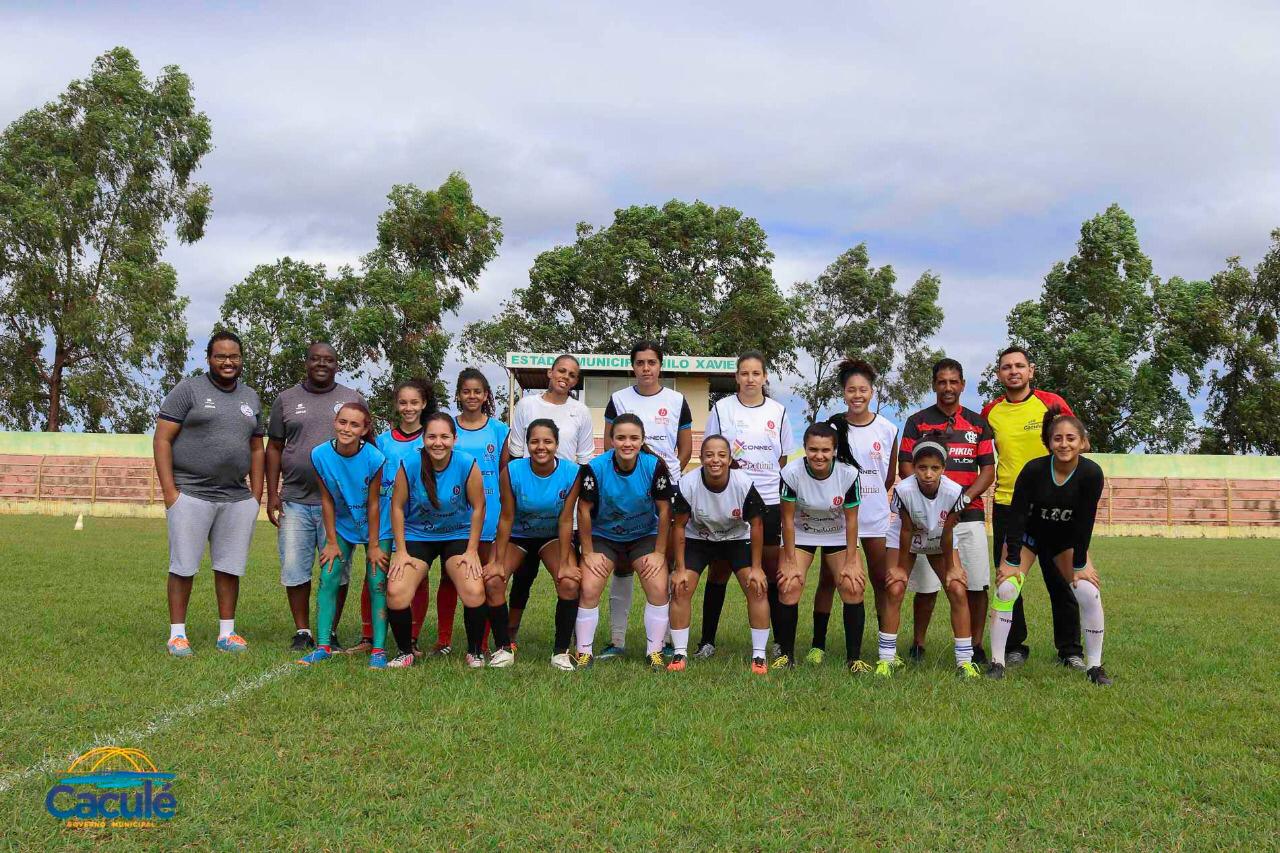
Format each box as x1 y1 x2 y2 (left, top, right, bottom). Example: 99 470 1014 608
751 656 768 675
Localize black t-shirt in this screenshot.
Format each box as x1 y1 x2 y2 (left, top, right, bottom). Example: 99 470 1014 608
1004 455 1104 567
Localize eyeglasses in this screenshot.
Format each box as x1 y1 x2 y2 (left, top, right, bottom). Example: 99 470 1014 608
210 354 242 364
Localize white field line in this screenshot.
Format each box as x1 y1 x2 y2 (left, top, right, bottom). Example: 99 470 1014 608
0 662 293 796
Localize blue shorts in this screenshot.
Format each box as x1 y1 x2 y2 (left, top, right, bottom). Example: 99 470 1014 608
279 501 351 587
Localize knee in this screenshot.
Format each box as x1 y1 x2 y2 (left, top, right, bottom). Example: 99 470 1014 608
386 584 412 610
993 577 1022 612
885 575 906 602
556 576 580 600
945 578 968 600
457 581 485 608
483 574 506 601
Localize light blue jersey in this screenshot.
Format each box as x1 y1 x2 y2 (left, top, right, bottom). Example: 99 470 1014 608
310 440 385 544
375 428 424 542
453 415 509 542
400 449 478 542
507 457 579 539
579 450 674 542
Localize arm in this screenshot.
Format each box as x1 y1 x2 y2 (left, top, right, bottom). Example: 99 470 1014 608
885 434 899 492
966 462 995 505
388 467 413 580
636 460 673 578
317 478 341 568
492 468 517 566
249 437 265 503
575 467 608 577
366 477 387 569
676 400 693 472
1070 466 1105 569
265 438 285 526
462 464 485 578
778 498 802 595
557 475 582 577
967 421 997 503
153 419 182 508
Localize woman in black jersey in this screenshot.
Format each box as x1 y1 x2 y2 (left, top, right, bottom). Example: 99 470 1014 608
989 407 1112 685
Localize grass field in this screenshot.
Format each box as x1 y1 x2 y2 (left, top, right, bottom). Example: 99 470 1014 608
1 516 1278 851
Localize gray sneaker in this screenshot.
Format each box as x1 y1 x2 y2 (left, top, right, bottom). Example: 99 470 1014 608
1060 655 1086 672
693 642 716 660
1006 650 1028 667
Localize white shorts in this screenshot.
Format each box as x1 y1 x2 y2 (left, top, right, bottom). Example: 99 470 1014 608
906 520 990 593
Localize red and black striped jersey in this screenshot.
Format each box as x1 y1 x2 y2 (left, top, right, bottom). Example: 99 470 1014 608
898 404 995 522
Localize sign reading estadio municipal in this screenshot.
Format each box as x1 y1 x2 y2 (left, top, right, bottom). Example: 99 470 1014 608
504 352 736 373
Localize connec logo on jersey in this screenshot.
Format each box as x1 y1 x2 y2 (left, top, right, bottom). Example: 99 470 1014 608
46 747 177 828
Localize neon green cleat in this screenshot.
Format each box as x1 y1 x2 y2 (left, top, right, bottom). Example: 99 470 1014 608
805 647 825 666
956 661 981 679
770 654 794 671
874 660 894 678
847 659 873 675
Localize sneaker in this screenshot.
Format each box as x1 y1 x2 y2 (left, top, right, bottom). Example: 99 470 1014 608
574 651 594 669
428 642 449 658
1086 665 1113 686
770 642 783 659
971 646 988 665
348 637 373 655
666 654 687 672
296 647 332 666
1060 655 1087 672
386 652 415 668
751 657 768 675
889 655 905 668
465 652 486 669
955 661 981 679
986 662 1006 680
693 642 717 660
488 647 515 668
216 634 248 653
290 631 315 652
648 651 667 671
661 643 676 659
770 654 794 671
874 660 894 678
1006 649 1028 667
368 651 388 669
847 659 873 675
328 633 346 654
167 636 193 658
599 644 625 661
907 644 925 663
805 647 826 666
550 652 576 671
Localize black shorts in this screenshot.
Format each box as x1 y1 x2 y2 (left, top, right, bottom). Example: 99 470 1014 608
762 503 781 544
595 534 658 569
405 539 468 567
1022 534 1083 569
796 544 847 562
683 538 753 573
511 536 557 559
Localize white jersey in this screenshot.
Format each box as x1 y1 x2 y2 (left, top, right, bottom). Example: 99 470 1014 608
605 385 692 483
843 414 898 538
673 468 765 542
779 457 862 547
507 392 595 464
890 475 965 555
705 395 798 504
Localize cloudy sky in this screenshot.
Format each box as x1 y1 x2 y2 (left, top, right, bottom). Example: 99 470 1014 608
3 1 1278 422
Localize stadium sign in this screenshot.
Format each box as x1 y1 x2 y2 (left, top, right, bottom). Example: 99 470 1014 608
45 747 177 828
505 352 737 373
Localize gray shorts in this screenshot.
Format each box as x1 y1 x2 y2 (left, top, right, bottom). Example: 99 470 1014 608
907 520 990 593
594 534 658 572
166 492 259 577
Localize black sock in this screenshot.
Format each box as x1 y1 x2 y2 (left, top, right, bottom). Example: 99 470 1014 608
387 606 413 655
489 602 511 649
463 604 489 656
843 601 865 662
554 597 577 653
698 581 729 646
767 581 781 638
778 602 799 659
812 609 831 651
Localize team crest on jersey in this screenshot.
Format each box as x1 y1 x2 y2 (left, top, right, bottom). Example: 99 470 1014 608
558 488 569 499
767 420 776 430
486 443 496 454
239 403 254 418
872 441 881 451
333 402 344 414
731 508 742 518
832 496 843 506
964 430 977 444
452 485 461 496
658 407 668 417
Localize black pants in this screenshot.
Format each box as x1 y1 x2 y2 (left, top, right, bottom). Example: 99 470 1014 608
992 503 1083 659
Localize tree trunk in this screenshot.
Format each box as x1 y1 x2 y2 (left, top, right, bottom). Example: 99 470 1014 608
46 343 65 432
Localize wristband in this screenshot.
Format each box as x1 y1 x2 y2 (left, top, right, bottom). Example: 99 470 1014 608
1072 564 1088 573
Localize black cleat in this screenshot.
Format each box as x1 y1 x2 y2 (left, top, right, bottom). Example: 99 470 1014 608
290 631 315 651
907 644 926 663
972 646 988 665
1006 649 1028 666
986 662 1006 680
328 632 346 654
1086 665 1113 686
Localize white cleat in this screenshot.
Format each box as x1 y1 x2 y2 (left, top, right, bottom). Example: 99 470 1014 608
488 648 515 668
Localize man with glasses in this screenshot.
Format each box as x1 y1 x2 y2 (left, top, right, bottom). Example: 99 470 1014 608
266 342 367 651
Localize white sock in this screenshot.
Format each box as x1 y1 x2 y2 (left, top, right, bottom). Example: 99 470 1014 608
218 618 235 639
953 636 973 665
169 623 186 641
575 606 599 655
670 626 690 656
643 602 670 655
609 574 634 646
298 627 312 637
1072 580 1105 668
877 631 897 662
751 628 770 658
990 579 1020 665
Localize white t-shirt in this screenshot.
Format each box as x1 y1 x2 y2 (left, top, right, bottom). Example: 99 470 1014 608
672 468 765 542
779 457 862 547
843 414 898 538
704 395 798 504
890 475 965 555
605 385 692 484
507 392 595 464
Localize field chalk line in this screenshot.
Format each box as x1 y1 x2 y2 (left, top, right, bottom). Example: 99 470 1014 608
0 662 294 796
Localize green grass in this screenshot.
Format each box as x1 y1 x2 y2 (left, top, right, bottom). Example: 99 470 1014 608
1 516 1278 851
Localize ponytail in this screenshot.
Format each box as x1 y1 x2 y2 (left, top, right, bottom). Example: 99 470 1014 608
419 412 457 509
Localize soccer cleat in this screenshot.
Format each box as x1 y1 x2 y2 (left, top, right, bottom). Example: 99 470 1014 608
167 636 193 658
770 654 794 671
805 648 825 666
693 642 716 660
847 659 873 675
328 633 346 654
986 662 1006 680
907 644 925 663
488 647 515 668
550 652 576 671
889 655 905 668
599 644 625 661
770 642 783 659
666 654 687 672
290 631 315 652
874 660 894 678
1060 655 1087 672
386 652 415 668
971 646 988 665
296 647 332 666
428 642 449 658
751 657 768 675
509 641 519 653
1006 649 1028 667
368 651 388 669
648 651 667 671
574 651 594 669
216 634 248 653
465 652 486 669
1086 665 1113 686
955 661 981 679
347 637 373 655
662 643 676 658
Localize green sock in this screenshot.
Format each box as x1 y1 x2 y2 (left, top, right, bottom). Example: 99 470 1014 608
315 540 352 649
367 553 389 653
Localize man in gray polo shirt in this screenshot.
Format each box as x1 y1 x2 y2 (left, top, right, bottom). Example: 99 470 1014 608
266 341 366 651
154 330 265 657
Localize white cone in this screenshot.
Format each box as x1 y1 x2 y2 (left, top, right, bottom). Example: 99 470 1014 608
74 514 83 531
